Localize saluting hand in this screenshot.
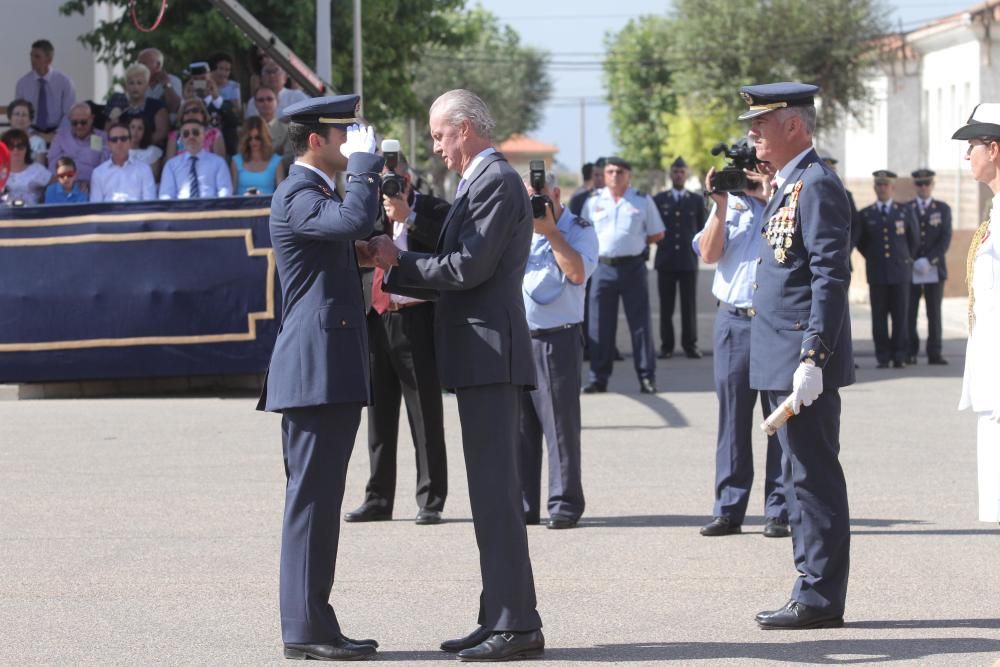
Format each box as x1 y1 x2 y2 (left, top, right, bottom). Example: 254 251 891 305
340 124 377 158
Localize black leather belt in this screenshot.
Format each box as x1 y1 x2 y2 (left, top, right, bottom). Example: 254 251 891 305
529 323 578 338
719 301 754 317
598 253 644 266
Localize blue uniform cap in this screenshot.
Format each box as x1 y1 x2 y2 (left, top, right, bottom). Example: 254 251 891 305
911 168 935 179
280 94 360 128
738 82 819 120
872 169 897 182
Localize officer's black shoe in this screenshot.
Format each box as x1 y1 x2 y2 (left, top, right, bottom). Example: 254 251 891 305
582 382 607 394
440 626 491 653
284 638 377 660
906 355 918 365
876 362 889 369
657 349 673 359
547 515 578 529
684 348 703 359
639 378 657 394
524 513 541 526
892 360 906 369
763 517 791 538
928 356 949 365
755 600 844 630
341 635 379 649
343 504 392 522
457 630 545 662
415 509 441 525
700 516 741 536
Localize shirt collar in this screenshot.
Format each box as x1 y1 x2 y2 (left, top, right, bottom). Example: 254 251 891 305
918 196 932 208
774 145 814 191
294 160 338 193
461 147 496 181
881 199 894 210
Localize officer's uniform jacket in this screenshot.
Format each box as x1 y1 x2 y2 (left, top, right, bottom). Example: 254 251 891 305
905 198 952 281
750 148 855 392
257 154 384 412
857 200 920 285
653 189 706 272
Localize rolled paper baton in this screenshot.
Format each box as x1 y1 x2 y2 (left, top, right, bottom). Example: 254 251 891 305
761 395 796 435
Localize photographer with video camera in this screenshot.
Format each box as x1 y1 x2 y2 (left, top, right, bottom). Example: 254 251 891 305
692 138 790 540
344 139 452 526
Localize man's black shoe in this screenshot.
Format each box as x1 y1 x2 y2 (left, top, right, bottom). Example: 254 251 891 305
763 517 791 538
658 349 673 359
457 630 545 662
876 362 889 369
284 638 377 660
440 626 491 653
343 504 392 522
547 516 578 529
415 509 441 525
700 516 741 536
524 513 540 526
906 355 917 365
892 360 906 369
928 356 949 365
684 348 703 359
755 600 844 630
639 378 657 394
582 382 606 394
341 635 378 649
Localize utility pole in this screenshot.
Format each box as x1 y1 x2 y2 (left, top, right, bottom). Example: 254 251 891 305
579 97 586 181
353 0 362 113
315 0 331 84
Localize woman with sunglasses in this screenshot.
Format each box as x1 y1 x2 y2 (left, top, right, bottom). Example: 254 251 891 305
1 128 52 205
6 99 49 167
163 98 226 161
230 116 284 195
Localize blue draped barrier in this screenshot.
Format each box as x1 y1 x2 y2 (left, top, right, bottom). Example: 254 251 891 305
0 197 280 383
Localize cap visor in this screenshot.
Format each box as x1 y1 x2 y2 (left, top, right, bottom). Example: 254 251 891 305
738 108 777 121
952 122 1000 140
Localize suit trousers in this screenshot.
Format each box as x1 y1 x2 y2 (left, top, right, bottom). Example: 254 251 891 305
658 269 698 353
869 283 910 364
518 324 586 522
587 258 656 384
712 308 786 523
279 402 363 644
455 383 543 631
763 389 850 614
365 305 448 512
907 281 944 359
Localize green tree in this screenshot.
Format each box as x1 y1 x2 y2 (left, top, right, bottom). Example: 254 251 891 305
659 97 743 177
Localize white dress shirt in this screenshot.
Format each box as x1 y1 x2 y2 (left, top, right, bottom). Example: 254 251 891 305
90 157 157 202
158 150 232 199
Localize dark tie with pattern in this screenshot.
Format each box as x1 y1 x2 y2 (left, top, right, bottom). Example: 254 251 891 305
36 78 49 130
188 155 200 198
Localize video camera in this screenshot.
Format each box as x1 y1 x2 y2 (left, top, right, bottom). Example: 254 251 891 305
529 159 551 219
380 139 406 198
709 139 758 193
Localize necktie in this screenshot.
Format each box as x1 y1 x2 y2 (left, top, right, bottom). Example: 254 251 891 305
36 78 49 130
455 178 468 197
188 155 200 199
371 267 390 315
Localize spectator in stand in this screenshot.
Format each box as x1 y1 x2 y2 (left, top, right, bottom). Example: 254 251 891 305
164 99 226 161
47 102 109 190
90 122 156 203
127 115 163 181
2 129 51 205
182 63 240 157
251 86 291 164
115 63 169 149
43 156 87 204
209 52 242 116
159 118 232 199
14 39 76 134
230 116 284 195
7 99 49 167
137 48 182 117
244 62 307 118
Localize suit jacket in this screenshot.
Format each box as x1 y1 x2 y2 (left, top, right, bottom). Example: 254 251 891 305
750 148 855 392
905 198 952 281
384 151 536 390
653 189 706 272
257 155 385 412
857 200 920 285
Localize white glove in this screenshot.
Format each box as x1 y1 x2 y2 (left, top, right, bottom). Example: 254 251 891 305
790 361 824 415
339 123 376 158
913 257 931 274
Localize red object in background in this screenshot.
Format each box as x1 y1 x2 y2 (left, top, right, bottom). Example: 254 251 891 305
0 141 10 192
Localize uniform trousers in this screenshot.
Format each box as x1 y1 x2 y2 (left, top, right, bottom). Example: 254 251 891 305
587 258 656 385
907 281 944 360
977 414 1000 523
712 308 786 523
658 269 698 354
455 383 543 631
279 402 363 644
869 283 910 364
763 389 850 614
518 324 586 522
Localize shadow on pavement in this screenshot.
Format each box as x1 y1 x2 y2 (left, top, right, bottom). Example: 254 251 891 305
849 618 1000 630
577 516 928 529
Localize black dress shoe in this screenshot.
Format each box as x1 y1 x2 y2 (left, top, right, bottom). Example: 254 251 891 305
524 513 540 526
763 517 790 538
876 362 889 369
415 509 441 525
284 638 377 660
639 378 657 394
657 349 673 359
441 626 491 653
684 348 703 359
892 360 906 369
582 382 607 394
341 635 379 649
700 516 741 536
547 515 578 529
457 630 545 662
343 504 392 522
906 355 917 365
755 600 844 630
928 356 949 365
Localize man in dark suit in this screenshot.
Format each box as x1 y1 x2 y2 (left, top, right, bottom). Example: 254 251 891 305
372 89 544 662
256 95 384 661
654 157 706 359
740 82 854 629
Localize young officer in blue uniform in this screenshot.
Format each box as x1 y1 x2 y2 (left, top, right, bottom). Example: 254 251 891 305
905 168 952 365
582 156 665 394
519 170 598 530
857 170 920 368
740 82 854 630
694 153 788 539
256 95 384 661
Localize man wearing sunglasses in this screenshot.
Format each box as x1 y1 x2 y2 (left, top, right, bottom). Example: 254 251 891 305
90 122 155 202
47 102 109 191
158 118 232 199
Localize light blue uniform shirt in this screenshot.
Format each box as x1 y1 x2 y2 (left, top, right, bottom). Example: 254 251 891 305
523 207 599 330
582 187 664 258
692 193 767 308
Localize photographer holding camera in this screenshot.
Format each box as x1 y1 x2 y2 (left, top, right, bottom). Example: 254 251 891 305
693 141 789 539
518 163 598 529
344 141 452 526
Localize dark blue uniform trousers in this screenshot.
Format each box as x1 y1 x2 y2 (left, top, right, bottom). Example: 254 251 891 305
279 402 363 644
712 308 786 522
456 383 543 631
587 258 656 385
907 282 944 359
518 324 586 522
763 389 850 614
869 283 910 364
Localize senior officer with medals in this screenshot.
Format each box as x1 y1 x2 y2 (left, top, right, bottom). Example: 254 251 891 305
740 82 854 630
256 95 384 661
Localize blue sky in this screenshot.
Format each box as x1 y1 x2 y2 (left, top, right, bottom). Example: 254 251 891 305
473 0 978 175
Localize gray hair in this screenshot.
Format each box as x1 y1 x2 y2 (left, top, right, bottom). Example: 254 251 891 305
430 89 496 140
125 62 150 83
775 106 816 134
521 170 557 189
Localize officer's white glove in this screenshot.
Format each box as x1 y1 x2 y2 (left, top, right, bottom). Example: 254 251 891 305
790 361 823 415
339 123 377 158
913 257 931 275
